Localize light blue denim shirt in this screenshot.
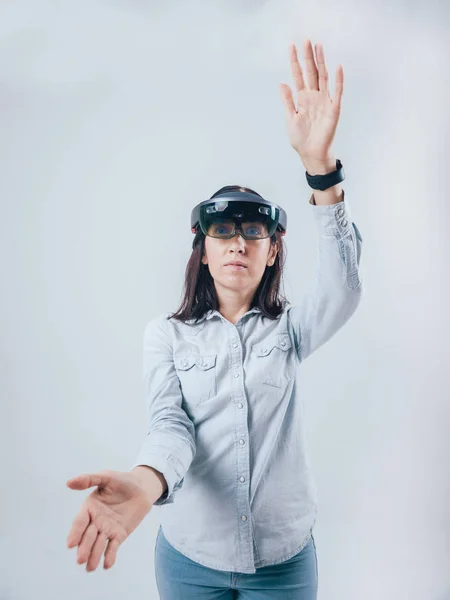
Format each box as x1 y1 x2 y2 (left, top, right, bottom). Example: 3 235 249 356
132 189 363 574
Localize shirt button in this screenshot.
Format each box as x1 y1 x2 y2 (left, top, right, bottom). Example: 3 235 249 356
338 208 344 216
182 360 188 366
241 515 247 521
234 373 239 378
281 341 286 347
239 439 245 445
237 403 243 409
342 219 347 226
233 343 238 348
239 476 245 482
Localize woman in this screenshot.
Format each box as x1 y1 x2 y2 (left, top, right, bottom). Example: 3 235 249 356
66 39 363 599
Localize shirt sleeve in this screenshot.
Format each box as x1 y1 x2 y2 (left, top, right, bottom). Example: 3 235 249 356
131 313 196 505
287 189 364 363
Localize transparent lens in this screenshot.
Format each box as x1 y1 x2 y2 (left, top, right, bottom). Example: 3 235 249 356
206 220 270 239
199 201 279 239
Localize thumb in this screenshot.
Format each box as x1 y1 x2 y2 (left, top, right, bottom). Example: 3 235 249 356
66 470 112 490
279 83 297 120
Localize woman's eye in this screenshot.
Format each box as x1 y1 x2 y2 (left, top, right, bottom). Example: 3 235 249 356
213 225 229 234
244 223 266 236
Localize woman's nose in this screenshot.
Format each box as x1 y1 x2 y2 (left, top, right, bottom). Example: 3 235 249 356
231 231 246 244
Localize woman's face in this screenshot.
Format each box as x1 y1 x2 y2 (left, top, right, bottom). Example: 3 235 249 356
201 230 279 294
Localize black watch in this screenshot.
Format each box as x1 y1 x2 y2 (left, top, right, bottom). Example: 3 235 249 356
305 158 345 191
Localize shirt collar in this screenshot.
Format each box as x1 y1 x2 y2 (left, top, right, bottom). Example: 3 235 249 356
185 306 261 325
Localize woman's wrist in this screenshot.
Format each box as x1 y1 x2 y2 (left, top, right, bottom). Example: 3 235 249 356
132 465 168 503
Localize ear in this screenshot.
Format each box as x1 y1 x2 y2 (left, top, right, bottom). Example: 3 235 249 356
267 241 279 267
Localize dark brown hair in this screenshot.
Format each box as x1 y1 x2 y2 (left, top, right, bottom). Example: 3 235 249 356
167 185 289 324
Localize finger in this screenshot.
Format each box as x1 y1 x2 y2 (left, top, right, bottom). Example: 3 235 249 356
289 43 306 92
67 506 90 548
279 83 297 120
66 471 111 491
77 522 98 565
103 537 121 570
303 38 319 91
314 42 329 97
333 64 344 111
86 530 109 572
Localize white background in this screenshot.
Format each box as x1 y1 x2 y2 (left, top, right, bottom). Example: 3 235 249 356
1 1 449 599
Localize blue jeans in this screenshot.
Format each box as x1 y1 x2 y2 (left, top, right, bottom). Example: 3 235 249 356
154 525 318 599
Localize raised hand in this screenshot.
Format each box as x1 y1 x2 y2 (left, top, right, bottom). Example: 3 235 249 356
280 39 344 167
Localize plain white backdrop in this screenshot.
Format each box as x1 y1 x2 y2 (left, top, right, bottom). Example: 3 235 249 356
1 1 449 599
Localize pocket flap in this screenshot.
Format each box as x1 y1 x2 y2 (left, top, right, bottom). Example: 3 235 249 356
175 354 217 371
175 355 197 370
195 354 217 370
253 332 292 357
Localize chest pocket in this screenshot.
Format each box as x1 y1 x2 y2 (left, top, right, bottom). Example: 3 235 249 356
174 353 218 407
251 332 295 388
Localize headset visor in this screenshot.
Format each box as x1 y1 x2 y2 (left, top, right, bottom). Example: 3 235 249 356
199 200 280 240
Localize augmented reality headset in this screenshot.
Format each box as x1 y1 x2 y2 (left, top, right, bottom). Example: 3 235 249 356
190 191 287 240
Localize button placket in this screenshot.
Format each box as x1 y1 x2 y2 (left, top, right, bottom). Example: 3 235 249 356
230 332 251 541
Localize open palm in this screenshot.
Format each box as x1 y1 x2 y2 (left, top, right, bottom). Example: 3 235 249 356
66 470 154 571
280 39 344 163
